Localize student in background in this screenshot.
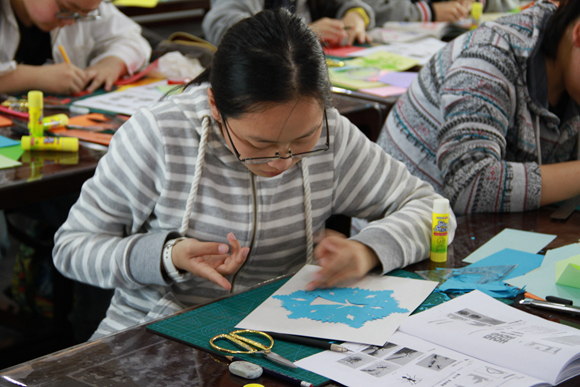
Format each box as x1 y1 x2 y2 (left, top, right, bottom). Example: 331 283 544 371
376 0 580 214
54 8 455 339
0 0 151 95
364 0 519 25
202 0 375 46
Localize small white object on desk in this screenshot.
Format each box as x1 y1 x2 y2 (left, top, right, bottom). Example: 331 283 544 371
229 361 263 379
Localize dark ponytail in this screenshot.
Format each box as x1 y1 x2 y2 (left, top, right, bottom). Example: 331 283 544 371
190 8 332 118
541 0 580 59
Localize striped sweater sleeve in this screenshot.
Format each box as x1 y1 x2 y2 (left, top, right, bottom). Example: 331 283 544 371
436 38 541 213
330 112 456 273
53 108 174 289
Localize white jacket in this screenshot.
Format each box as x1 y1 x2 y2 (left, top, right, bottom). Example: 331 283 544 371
0 0 151 76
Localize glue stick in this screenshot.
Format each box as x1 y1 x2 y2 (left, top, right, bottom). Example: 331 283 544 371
430 198 449 263
470 2 483 29
21 136 78 152
42 114 69 130
28 90 44 137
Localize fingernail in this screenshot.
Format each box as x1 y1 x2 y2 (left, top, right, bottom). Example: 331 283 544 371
218 244 228 254
305 283 315 291
242 248 249 258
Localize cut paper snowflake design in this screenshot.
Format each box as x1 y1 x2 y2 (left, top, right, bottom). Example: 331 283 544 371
273 287 409 328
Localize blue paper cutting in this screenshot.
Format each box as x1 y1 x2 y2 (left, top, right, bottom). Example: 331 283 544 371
273 287 409 329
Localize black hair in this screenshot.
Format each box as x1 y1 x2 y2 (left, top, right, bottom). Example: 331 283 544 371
541 0 580 59
190 8 332 118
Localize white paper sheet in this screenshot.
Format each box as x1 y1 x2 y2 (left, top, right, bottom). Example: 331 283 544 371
72 81 166 115
399 290 580 385
236 264 438 346
296 331 545 387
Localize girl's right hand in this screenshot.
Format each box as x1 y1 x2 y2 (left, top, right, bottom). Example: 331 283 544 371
171 233 250 290
40 63 88 95
309 17 348 46
433 1 470 22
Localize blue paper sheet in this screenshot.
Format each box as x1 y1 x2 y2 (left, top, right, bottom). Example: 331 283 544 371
273 287 409 329
439 249 543 298
0 135 19 149
463 228 555 263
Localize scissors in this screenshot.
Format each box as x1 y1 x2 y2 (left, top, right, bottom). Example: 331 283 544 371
210 329 297 369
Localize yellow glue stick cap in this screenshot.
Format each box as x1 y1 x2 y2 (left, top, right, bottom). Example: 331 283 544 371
28 90 43 109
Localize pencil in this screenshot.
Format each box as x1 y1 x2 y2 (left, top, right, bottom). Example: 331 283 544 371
58 45 71 64
265 331 349 353
227 356 313 387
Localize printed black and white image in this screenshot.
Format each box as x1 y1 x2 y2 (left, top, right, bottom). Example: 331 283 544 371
362 342 398 358
545 335 580 346
385 347 424 365
525 341 562 354
416 353 455 371
337 354 375 369
398 373 423 385
452 309 505 326
475 366 507 378
360 360 400 377
456 373 492 386
482 332 517 344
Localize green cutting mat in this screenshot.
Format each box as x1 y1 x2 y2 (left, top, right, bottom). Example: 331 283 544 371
146 271 451 386
146 277 329 386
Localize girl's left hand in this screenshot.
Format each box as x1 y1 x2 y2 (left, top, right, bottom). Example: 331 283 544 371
84 56 127 92
341 10 371 46
306 236 380 291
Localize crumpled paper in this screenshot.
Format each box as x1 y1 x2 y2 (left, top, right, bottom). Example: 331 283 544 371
150 51 204 80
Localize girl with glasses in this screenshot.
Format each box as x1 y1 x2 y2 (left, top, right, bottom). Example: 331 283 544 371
0 0 150 94
54 8 455 340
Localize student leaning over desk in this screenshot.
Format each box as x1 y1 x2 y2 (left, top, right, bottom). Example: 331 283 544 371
373 0 580 215
363 0 520 25
202 0 376 47
53 8 455 340
0 0 151 95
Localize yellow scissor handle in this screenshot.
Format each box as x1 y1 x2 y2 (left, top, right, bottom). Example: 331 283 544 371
210 329 274 354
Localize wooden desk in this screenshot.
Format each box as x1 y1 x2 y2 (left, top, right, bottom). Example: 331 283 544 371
0 127 107 211
0 95 384 211
1 208 578 386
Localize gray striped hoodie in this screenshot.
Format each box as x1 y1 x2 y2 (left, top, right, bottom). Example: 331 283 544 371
53 84 456 339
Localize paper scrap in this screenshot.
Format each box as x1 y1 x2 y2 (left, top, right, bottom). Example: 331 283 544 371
0 144 24 161
555 256 580 288
323 46 366 58
0 135 19 149
506 244 580 304
0 153 21 169
463 228 556 263
378 71 417 88
358 86 407 97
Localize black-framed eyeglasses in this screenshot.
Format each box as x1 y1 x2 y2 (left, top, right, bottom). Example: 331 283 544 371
221 110 330 165
55 0 104 21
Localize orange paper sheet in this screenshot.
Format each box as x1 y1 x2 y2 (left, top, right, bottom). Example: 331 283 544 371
0 114 14 127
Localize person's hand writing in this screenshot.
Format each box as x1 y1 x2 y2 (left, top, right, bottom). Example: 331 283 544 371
433 1 470 22
308 17 348 46
85 56 128 92
171 233 250 290
455 0 473 11
306 236 380 291
342 10 371 45
38 63 88 95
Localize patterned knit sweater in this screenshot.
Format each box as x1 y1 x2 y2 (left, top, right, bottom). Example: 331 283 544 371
53 84 454 339
379 2 580 214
